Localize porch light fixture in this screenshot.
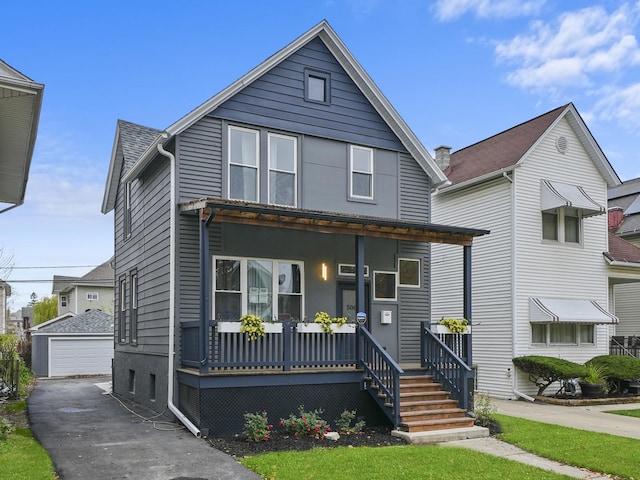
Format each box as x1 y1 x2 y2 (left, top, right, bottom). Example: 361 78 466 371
321 263 328 281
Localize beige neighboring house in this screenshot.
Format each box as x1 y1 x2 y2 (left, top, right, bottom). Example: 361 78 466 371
52 258 115 314
0 58 44 213
0 281 10 334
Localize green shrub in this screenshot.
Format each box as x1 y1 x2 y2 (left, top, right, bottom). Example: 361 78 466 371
472 392 496 427
512 356 587 396
279 406 331 438
335 409 365 434
243 410 274 442
588 355 640 393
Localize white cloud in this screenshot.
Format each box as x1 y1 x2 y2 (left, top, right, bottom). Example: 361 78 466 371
593 82 640 133
434 0 544 21
495 4 640 93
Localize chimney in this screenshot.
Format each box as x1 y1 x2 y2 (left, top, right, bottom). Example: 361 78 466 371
608 208 624 230
435 145 451 171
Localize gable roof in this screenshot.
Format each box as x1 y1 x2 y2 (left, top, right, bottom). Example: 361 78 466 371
608 176 640 201
0 59 44 211
52 258 114 294
31 309 113 334
440 103 620 191
29 312 75 332
102 20 447 213
101 120 161 213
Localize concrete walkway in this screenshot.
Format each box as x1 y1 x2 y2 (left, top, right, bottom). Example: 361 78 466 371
443 398 640 479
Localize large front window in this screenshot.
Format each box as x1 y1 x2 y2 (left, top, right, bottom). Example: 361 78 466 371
214 257 303 321
531 323 594 345
229 126 259 201
268 133 297 206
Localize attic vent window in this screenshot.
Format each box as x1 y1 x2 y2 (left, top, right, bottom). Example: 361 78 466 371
556 136 568 154
304 69 331 104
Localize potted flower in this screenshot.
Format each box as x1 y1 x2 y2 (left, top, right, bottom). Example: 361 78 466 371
435 317 470 334
217 314 282 339
579 363 607 398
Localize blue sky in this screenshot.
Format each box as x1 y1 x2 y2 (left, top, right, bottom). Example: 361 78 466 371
2 0 640 308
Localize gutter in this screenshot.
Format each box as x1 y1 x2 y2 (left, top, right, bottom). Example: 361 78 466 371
433 165 519 195
156 137 201 438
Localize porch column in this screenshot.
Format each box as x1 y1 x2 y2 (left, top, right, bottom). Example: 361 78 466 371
199 208 215 373
355 235 365 316
463 245 473 366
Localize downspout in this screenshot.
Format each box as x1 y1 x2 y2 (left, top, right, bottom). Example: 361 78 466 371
507 170 520 399
157 138 201 438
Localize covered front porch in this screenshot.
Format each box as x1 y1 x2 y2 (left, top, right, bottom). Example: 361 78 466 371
177 198 488 435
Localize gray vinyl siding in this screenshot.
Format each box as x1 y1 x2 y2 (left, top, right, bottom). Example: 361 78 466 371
212 38 405 152
177 117 223 203
399 154 430 222
31 335 48 377
114 152 171 356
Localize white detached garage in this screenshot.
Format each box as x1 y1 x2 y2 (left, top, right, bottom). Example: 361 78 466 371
31 310 114 377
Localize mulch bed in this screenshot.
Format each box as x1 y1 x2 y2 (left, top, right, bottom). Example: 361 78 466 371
208 421 501 458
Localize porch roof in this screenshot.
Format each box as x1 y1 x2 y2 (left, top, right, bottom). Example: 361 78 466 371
179 198 489 246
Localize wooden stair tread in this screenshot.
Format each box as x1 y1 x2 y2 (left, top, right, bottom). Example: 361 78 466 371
401 408 466 417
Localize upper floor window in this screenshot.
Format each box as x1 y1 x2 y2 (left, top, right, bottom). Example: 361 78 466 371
61 295 67 307
268 133 297 207
124 181 132 240
542 207 581 244
304 69 331 104
86 292 99 301
130 270 138 345
349 145 374 200
229 126 259 202
118 276 127 343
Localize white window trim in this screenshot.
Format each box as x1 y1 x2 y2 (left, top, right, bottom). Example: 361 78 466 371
228 125 260 202
530 323 595 346
337 263 370 277
213 255 305 321
542 208 583 245
124 181 132 240
349 145 374 200
86 292 99 301
373 270 397 302
398 258 421 288
267 132 297 207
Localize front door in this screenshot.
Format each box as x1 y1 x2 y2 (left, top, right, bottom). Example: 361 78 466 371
337 282 370 329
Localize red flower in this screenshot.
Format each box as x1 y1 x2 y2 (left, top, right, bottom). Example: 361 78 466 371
279 420 284 426
263 434 269 440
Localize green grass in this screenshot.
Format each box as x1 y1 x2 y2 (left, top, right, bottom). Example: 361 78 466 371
495 414 640 479
0 429 56 480
605 408 640 419
240 444 572 480
3 400 26 412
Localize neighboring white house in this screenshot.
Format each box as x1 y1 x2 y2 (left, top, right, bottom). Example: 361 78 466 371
431 103 621 399
606 179 640 348
52 258 114 314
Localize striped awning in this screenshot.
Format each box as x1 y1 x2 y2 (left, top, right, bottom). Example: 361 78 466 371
529 297 618 324
541 180 605 217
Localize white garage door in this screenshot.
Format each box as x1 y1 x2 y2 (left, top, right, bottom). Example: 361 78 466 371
49 338 113 377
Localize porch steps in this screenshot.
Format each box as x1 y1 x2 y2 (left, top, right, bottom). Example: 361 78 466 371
396 375 475 433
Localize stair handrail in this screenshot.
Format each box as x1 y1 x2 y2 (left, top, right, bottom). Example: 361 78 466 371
421 321 474 411
359 326 404 428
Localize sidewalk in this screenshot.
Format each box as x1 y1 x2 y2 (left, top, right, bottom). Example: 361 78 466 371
443 398 640 480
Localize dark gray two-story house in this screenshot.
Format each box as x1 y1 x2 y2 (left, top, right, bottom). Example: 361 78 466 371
102 21 487 440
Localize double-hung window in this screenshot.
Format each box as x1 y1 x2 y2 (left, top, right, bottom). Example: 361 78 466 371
542 207 581 244
124 181 132 240
118 276 127 343
229 126 259 202
349 145 374 200
130 270 138 345
268 133 297 206
214 257 303 322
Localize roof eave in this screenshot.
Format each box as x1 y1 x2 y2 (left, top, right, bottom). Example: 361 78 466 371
435 165 518 195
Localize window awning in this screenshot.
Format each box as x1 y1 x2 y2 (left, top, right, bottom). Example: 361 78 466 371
529 297 618 324
540 180 605 217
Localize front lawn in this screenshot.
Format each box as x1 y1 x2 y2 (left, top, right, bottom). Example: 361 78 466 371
495 414 640 479
0 427 56 480
605 408 640 419
240 444 572 480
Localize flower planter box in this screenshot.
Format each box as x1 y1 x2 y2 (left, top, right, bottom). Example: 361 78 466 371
433 324 471 335
217 321 283 334
296 323 357 334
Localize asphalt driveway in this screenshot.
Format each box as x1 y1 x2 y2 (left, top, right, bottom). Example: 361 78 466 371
28 376 259 480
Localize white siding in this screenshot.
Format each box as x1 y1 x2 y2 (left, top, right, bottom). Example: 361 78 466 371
432 177 515 398
612 283 640 337
512 118 611 396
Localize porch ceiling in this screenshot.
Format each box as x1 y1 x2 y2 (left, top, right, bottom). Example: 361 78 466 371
179 198 488 246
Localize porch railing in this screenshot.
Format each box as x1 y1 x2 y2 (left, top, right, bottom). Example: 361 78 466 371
181 320 358 372
610 336 640 358
421 321 474 411
359 326 403 428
